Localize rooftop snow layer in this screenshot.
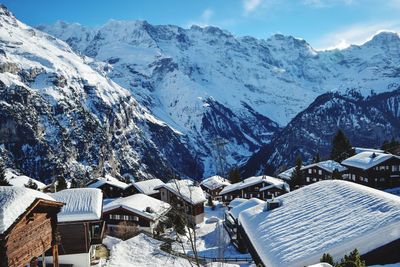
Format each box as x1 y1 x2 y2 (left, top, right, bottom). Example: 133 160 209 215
50 188 103 222
220 175 287 195
227 198 247 208
239 180 400 267
341 152 398 170
200 175 231 190
0 186 56 234
230 198 264 220
354 147 385 154
155 179 206 205
302 160 347 173
277 167 298 181
5 169 46 189
131 179 164 195
88 175 130 190
103 193 170 220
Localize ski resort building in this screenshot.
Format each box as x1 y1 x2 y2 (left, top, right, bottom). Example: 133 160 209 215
87 175 130 198
155 179 206 225
49 188 105 267
103 193 171 236
219 175 289 203
0 186 63 267
224 198 264 253
238 180 400 267
341 152 400 189
125 178 165 199
301 160 347 185
200 175 231 201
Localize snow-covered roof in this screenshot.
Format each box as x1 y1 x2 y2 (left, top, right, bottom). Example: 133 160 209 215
230 198 264 220
87 175 130 190
103 193 171 221
200 175 231 190
50 188 103 222
277 167 298 181
227 198 247 208
301 160 347 173
5 169 46 189
155 179 206 205
354 147 384 154
0 186 57 234
239 180 400 267
341 151 398 170
131 179 164 195
219 175 288 195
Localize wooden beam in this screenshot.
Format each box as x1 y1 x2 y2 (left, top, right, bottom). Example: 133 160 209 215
42 250 46 267
52 244 59 267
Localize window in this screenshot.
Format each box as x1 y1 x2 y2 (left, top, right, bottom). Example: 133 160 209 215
244 193 247 198
249 194 253 198
133 216 139 221
308 169 312 174
306 177 310 182
318 170 322 175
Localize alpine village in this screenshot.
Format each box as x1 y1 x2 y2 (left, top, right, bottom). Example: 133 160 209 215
1 2 400 267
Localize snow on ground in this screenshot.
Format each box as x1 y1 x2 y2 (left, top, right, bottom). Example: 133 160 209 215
105 233 188 267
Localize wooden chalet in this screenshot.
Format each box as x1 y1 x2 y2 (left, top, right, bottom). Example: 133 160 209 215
223 198 264 253
155 180 206 225
0 186 63 267
49 188 105 267
341 151 400 189
86 175 130 198
125 178 165 199
219 175 289 204
302 160 347 185
238 181 400 267
200 175 231 201
103 193 171 237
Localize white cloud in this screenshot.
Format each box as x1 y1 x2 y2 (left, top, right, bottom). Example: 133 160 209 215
302 0 355 8
243 0 263 13
186 8 214 27
313 21 400 50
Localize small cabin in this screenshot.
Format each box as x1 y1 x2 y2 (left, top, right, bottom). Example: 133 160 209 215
103 193 171 237
200 175 231 201
49 188 105 267
301 160 347 185
125 178 165 199
0 186 63 267
86 175 130 198
155 180 206 225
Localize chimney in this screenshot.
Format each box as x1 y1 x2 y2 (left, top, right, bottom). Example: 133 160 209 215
370 152 377 158
263 198 282 212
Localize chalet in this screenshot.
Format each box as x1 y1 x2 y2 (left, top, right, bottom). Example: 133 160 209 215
227 198 247 210
223 198 264 253
200 175 231 201
125 178 165 199
49 188 105 267
5 169 46 190
238 180 400 267
219 175 289 203
341 151 400 189
302 160 347 185
277 166 298 182
103 193 171 236
0 186 63 267
87 174 130 198
155 180 207 225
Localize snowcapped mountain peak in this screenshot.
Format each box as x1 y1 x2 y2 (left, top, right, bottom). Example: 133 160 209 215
363 30 400 48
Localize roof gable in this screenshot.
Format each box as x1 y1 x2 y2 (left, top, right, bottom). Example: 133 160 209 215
341 152 398 170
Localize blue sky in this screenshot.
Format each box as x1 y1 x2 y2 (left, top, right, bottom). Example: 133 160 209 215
3 0 400 50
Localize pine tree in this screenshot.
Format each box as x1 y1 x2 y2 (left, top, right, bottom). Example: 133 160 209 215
70 178 80 188
331 169 343 180
381 138 400 154
0 160 10 186
55 175 68 191
320 253 335 265
313 152 321 163
338 249 365 267
290 155 304 188
331 129 355 162
25 178 38 190
228 167 241 184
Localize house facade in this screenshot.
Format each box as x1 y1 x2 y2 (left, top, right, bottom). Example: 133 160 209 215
87 175 130 198
0 187 63 267
302 160 347 185
342 152 400 189
155 180 206 225
219 175 289 204
103 193 171 236
200 175 231 201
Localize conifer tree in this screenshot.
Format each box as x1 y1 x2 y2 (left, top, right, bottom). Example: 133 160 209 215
0 160 10 186
290 155 304 188
228 167 241 184
55 175 68 191
25 178 38 190
70 178 80 188
313 152 321 163
381 138 400 154
320 253 334 265
331 129 355 162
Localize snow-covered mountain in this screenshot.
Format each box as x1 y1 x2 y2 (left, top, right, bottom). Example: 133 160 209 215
38 19 400 175
0 5 199 182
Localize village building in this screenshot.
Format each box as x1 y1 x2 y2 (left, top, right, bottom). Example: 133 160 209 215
238 180 400 267
302 160 347 185
103 193 171 236
125 178 165 199
227 198 247 210
0 186 63 267
219 175 289 203
200 175 231 201
49 188 105 267
277 166 298 182
87 175 130 198
224 198 264 253
5 169 46 190
341 151 400 189
155 179 207 225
